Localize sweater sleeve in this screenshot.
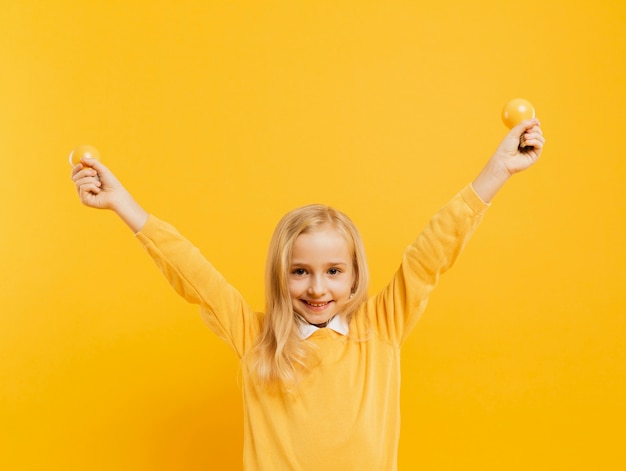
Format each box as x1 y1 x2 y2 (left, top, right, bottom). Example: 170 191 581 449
368 184 489 345
135 215 260 358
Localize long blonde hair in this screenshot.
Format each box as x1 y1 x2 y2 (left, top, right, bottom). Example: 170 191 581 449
250 204 369 389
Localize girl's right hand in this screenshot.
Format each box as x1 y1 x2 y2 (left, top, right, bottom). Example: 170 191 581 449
71 158 150 232
71 158 125 211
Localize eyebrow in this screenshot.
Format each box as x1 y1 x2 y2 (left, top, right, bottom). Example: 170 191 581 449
290 261 349 267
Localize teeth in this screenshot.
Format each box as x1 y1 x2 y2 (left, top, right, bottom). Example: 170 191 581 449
306 301 328 307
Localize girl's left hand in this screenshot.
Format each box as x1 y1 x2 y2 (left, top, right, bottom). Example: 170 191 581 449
494 118 545 176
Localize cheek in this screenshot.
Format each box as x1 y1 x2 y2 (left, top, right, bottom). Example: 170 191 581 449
288 279 304 297
333 279 354 299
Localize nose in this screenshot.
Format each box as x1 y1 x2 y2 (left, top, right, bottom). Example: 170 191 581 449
307 275 327 296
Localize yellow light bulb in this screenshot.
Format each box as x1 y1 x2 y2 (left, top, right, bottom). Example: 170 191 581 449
501 98 535 129
69 145 100 167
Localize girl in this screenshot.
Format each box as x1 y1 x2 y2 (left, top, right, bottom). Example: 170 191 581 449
71 120 544 470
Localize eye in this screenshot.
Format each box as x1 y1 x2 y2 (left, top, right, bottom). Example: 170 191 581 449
328 267 341 275
292 268 307 276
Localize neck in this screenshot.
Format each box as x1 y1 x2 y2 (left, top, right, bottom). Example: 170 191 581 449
296 313 335 328
310 320 331 328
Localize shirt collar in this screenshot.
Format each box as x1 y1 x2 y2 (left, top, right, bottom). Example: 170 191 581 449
295 314 349 339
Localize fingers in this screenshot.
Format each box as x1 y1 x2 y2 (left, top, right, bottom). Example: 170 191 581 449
83 156 103 169
72 163 102 202
71 157 103 179
71 156 106 184
511 118 540 137
71 162 83 178
77 177 102 199
520 119 545 152
79 182 102 202
522 131 545 150
72 166 99 187
509 118 544 153
72 166 98 180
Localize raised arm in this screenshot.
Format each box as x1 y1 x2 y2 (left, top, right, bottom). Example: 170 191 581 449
472 118 545 203
71 158 149 233
71 157 259 355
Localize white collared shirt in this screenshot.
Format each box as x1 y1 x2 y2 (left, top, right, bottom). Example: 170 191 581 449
296 314 349 339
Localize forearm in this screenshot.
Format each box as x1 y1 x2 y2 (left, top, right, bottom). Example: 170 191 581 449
471 157 511 204
472 118 545 203
112 189 150 233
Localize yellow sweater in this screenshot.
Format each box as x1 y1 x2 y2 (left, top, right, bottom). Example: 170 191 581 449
136 185 488 470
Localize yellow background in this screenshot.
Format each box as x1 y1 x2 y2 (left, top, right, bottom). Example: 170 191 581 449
2 1 625 469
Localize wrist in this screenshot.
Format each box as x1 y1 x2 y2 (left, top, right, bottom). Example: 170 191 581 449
472 157 511 203
110 187 134 214
111 189 149 232
484 157 513 183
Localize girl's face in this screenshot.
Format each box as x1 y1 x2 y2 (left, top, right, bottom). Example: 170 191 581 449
288 224 355 326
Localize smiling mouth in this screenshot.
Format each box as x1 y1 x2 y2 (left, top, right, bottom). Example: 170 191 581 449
302 300 332 308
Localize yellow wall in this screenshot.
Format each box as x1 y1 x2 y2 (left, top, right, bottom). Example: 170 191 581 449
2 1 625 469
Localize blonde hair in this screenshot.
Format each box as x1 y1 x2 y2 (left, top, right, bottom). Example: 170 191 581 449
250 204 369 389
